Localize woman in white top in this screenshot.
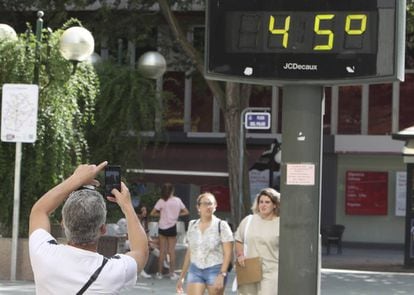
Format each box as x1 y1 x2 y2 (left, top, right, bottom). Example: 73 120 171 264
176 192 233 295
234 188 280 295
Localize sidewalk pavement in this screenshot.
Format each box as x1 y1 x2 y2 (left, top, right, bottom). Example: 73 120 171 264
1 246 413 294
322 245 407 272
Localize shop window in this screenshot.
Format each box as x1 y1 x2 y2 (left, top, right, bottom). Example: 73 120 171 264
163 71 185 131
338 86 361 134
189 27 214 132
368 83 392 134
191 72 214 132
323 87 332 134
400 73 414 130
277 89 283 134
250 85 272 108
250 86 283 133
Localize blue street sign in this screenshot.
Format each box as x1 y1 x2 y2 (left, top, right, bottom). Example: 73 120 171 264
244 112 271 129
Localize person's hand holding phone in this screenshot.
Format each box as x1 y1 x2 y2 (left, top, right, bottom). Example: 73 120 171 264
104 165 121 197
71 161 108 188
109 181 149 272
106 182 133 213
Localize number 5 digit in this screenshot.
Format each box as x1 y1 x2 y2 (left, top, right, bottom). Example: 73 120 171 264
314 14 335 51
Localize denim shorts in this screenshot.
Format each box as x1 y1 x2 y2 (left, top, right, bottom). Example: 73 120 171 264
187 263 227 286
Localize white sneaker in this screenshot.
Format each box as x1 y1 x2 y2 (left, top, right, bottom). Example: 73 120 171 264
155 272 163 280
140 270 151 279
169 273 179 280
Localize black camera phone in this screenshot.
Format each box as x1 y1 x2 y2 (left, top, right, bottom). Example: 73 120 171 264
104 165 121 197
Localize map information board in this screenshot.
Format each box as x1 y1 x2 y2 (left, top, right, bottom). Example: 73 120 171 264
1 84 39 143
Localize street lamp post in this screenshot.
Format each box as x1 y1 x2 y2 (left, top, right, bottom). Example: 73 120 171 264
2 11 95 281
137 51 167 132
9 10 44 281
33 11 43 85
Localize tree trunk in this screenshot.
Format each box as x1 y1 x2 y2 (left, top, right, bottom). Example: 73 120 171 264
158 0 252 225
158 0 225 106
223 82 250 224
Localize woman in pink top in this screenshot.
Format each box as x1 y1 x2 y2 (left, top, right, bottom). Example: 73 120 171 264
150 183 189 280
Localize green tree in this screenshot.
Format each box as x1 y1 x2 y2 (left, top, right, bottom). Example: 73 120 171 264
96 0 253 224
0 23 99 236
86 61 162 166
1 0 257 225
406 3 414 68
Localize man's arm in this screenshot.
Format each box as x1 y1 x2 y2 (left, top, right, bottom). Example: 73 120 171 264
29 162 108 236
108 182 148 271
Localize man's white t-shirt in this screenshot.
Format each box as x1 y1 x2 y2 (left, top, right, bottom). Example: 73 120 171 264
29 229 137 294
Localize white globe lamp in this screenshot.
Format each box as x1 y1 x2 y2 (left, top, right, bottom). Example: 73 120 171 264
0 24 17 41
137 51 167 79
59 26 94 62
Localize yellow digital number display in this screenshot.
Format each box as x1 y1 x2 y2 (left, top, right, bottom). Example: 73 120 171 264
268 15 291 48
206 0 404 83
266 13 368 52
313 14 335 50
345 14 367 35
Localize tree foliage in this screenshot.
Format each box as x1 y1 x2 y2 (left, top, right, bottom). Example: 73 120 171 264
0 24 99 236
87 61 162 166
0 0 257 226
406 3 414 68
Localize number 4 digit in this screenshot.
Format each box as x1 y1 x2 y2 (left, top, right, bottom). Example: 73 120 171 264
268 15 291 48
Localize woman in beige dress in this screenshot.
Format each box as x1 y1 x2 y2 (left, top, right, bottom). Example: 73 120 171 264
234 188 280 295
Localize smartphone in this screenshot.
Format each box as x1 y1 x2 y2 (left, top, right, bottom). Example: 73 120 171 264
104 165 121 197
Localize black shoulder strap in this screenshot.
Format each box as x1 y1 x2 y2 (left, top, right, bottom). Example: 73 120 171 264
76 257 109 295
190 219 198 230
218 219 222 234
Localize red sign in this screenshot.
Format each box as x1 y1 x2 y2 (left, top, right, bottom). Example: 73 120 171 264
345 171 388 215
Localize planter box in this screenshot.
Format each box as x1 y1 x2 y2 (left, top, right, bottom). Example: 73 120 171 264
0 238 33 281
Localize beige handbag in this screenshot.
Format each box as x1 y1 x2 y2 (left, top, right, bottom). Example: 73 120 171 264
236 256 262 285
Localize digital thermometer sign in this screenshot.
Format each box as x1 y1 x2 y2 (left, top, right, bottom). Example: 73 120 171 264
205 0 405 85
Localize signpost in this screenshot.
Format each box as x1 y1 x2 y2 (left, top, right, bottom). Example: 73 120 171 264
238 108 271 223
1 84 39 281
205 0 406 294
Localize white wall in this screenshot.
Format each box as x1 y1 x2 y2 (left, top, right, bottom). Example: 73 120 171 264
335 154 405 244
